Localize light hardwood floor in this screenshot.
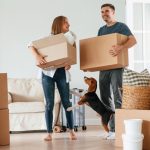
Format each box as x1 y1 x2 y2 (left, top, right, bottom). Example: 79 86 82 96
0 126 122 150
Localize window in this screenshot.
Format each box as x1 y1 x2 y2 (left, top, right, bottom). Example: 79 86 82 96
126 0 150 72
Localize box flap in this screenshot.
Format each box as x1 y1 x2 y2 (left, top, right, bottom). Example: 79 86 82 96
32 33 67 49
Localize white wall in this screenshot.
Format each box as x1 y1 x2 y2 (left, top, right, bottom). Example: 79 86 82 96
0 0 125 125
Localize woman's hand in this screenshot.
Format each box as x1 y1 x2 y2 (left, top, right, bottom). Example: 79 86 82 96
73 42 76 48
65 64 71 70
35 54 47 65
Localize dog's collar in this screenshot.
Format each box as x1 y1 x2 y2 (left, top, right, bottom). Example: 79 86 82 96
87 91 96 93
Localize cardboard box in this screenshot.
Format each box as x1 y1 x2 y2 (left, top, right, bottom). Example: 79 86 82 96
0 73 8 109
32 33 76 69
80 33 128 71
0 109 10 145
115 109 150 150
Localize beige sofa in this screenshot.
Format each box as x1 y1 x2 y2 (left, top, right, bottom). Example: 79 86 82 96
7 78 61 131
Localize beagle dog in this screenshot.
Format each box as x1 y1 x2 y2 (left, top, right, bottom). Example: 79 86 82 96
68 77 114 132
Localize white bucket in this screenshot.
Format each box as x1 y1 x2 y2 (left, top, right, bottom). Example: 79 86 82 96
124 119 143 136
122 134 144 150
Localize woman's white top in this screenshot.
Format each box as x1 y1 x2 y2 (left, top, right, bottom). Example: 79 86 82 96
29 31 76 83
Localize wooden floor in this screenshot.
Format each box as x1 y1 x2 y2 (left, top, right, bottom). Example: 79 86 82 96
1 126 122 150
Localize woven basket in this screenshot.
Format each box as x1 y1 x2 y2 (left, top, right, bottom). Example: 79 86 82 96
122 85 150 110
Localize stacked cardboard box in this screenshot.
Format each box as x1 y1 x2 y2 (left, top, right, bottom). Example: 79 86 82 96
115 109 150 150
80 33 128 71
0 73 10 146
32 33 77 69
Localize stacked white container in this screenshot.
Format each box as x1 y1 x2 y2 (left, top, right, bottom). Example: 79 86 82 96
122 119 144 150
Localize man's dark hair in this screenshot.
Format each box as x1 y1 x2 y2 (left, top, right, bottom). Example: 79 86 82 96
101 3 115 11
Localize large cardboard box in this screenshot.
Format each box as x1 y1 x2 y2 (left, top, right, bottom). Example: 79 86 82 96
32 33 76 69
115 109 150 150
80 33 128 71
0 109 10 145
0 73 8 109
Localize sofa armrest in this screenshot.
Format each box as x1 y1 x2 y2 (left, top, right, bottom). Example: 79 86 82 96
8 92 12 104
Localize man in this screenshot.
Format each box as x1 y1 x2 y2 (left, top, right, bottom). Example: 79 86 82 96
98 3 136 139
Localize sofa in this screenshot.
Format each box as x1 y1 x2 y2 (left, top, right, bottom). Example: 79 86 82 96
7 78 61 131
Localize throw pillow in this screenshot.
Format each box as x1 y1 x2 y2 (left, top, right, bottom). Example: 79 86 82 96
140 69 149 75
123 68 150 86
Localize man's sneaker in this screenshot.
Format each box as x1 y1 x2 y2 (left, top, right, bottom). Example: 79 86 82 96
99 131 113 140
106 132 115 140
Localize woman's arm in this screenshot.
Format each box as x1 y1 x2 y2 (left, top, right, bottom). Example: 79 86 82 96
29 46 47 65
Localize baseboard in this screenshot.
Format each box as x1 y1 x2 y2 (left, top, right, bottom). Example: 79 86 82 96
85 118 101 125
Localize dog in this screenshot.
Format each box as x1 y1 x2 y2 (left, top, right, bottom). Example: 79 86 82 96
68 76 114 132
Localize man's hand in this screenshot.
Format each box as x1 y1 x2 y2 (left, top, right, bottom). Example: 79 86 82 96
109 45 124 57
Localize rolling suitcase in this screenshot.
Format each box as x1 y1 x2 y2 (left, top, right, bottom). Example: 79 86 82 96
61 88 87 132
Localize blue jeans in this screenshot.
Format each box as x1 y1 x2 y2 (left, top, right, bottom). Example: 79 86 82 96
42 67 73 133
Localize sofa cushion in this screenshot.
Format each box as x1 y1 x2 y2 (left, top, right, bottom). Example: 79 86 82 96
123 68 150 86
8 78 44 102
9 102 45 113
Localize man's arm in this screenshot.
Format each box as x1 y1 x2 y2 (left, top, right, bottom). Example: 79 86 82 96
110 35 137 56
121 35 137 49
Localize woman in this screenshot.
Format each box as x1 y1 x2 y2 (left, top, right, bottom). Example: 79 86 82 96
29 16 77 141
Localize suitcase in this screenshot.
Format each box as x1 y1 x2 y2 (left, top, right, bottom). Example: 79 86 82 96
61 88 87 132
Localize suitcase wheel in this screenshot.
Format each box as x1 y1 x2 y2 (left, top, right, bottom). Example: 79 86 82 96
82 126 87 130
74 127 78 132
61 126 67 132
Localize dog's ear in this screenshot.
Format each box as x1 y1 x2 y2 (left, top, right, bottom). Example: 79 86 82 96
88 79 97 92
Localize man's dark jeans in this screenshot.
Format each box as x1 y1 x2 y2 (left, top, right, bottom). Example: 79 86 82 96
99 68 123 132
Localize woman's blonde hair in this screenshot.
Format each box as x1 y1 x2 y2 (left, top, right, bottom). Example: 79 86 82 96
51 16 67 35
